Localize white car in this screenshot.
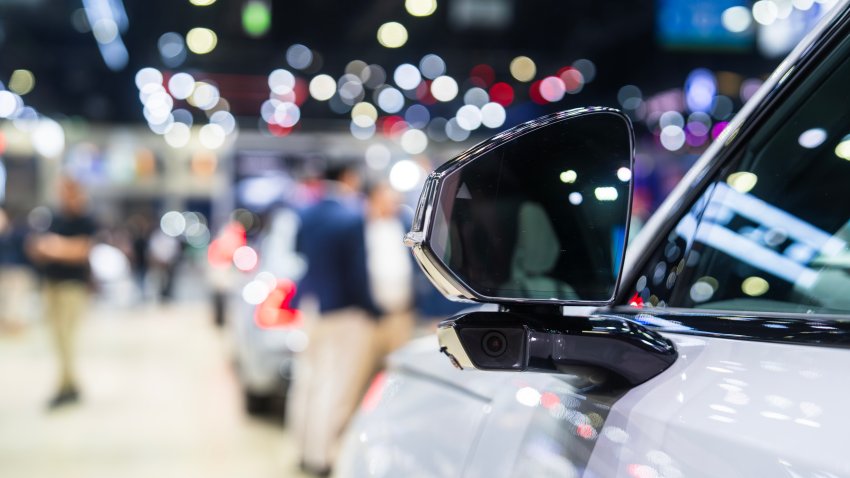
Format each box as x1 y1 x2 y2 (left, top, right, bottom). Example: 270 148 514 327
337 3 850 477
228 208 307 415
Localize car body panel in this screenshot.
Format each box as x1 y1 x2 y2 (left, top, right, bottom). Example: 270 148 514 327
588 330 850 477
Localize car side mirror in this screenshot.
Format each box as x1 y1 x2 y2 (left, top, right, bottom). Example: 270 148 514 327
406 108 677 383
405 107 633 305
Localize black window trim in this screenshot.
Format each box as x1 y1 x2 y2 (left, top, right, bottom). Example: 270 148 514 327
610 3 850 348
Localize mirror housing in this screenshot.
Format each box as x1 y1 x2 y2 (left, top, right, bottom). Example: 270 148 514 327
405 107 634 306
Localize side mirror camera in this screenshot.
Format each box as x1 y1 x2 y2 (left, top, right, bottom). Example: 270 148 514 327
407 108 678 381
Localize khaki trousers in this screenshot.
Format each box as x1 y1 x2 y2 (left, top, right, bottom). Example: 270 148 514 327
43 280 89 390
288 308 377 470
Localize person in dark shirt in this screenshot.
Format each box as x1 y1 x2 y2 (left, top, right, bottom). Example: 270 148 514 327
287 164 378 477
26 176 96 409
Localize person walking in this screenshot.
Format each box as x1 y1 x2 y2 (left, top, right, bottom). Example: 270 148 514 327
26 177 97 409
288 163 378 477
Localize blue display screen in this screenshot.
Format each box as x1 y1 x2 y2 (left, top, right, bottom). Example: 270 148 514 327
657 0 754 49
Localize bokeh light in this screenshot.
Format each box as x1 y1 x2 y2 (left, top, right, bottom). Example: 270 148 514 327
480 102 506 128
186 28 217 54
742 276 769 296
798 127 827 149
488 82 514 106
8 69 35 95
160 211 186 237
419 54 446 79
351 102 378 127
400 128 428 154
405 0 437 17
135 67 163 89
158 33 187 67
509 56 536 82
834 135 850 160
726 171 758 193
404 104 430 128
377 86 405 113
463 87 489 107
233 246 259 271
722 6 752 33
32 119 65 158
189 82 220 110
168 73 195 100
286 44 313 70
389 160 423 192
431 75 458 102
394 63 422 90
752 0 779 26
539 76 566 102
199 123 226 149
456 105 482 130
268 69 295 95
242 1 272 38
0 91 21 118
164 122 191 148
309 74 336 101
559 67 584 94
377 22 408 48
660 125 686 151
445 118 470 142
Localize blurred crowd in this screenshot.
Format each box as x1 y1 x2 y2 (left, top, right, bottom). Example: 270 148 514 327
0 163 463 475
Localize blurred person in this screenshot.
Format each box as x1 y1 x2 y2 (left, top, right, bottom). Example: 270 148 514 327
25 176 97 409
288 163 378 477
148 226 182 302
364 182 415 364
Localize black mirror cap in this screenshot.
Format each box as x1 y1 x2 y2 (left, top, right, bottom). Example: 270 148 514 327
438 311 677 386
405 107 635 308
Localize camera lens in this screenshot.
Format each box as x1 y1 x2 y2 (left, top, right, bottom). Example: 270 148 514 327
482 331 507 357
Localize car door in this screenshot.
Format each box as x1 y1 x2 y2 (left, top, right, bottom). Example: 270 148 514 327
583 5 850 476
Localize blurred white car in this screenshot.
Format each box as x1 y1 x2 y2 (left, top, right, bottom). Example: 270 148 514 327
225 208 307 415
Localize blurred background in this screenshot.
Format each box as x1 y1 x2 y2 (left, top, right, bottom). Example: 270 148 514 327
0 0 838 476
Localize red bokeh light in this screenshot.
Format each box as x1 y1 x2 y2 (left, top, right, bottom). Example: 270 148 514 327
558 66 585 93
628 292 645 308
416 80 436 105
489 82 514 107
268 122 293 137
576 423 595 439
293 77 309 106
254 278 302 329
470 64 495 88
529 80 546 105
380 115 408 137
207 222 247 268
540 392 560 409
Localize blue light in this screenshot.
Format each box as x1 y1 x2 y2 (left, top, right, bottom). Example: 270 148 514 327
685 68 717 113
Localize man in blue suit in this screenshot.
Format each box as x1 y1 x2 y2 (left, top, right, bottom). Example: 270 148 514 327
288 163 379 477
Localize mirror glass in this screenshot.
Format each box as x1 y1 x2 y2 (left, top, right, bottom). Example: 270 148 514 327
428 110 632 302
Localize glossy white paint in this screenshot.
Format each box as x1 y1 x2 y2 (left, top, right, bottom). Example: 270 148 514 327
587 332 850 477
340 333 850 478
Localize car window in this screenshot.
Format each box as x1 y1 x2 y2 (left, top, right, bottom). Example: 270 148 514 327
631 32 850 317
